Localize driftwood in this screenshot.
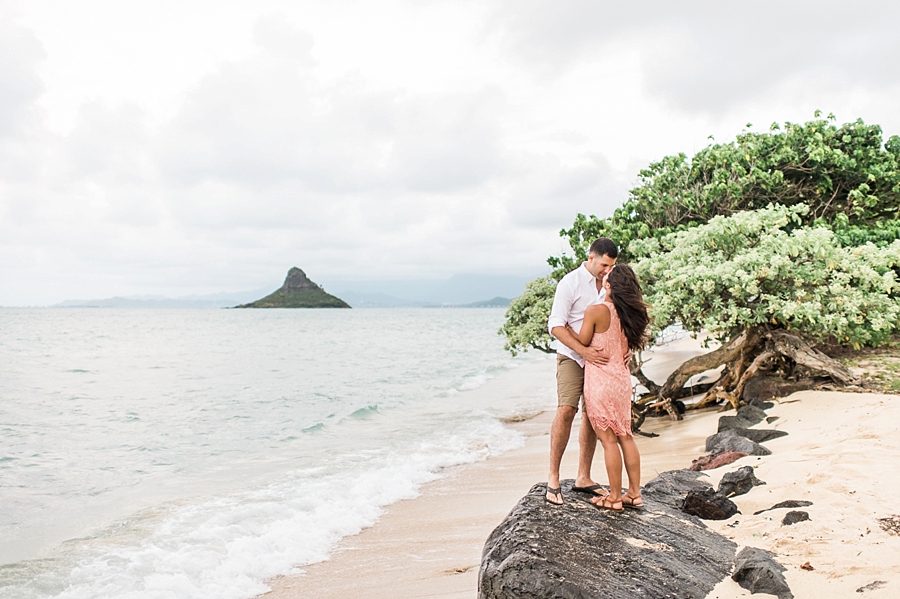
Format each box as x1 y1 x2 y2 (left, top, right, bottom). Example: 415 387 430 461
629 351 660 395
630 327 859 426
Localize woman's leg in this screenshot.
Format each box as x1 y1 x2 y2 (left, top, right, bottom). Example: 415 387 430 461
618 433 642 498
597 427 623 501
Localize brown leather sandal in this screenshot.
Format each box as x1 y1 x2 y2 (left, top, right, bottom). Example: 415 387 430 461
592 495 623 512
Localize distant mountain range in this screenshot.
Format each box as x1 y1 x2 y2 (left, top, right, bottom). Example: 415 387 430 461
54 272 539 309
320 273 536 306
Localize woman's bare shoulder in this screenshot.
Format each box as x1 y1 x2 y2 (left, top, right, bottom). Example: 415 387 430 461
585 303 610 316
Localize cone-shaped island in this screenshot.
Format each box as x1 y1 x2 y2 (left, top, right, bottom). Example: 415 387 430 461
235 267 350 308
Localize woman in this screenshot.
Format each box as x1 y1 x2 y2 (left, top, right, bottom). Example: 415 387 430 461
567 264 650 512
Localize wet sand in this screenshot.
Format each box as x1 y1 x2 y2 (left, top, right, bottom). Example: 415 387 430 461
260 339 900 599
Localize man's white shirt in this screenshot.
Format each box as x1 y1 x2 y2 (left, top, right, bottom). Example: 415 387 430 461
547 263 608 367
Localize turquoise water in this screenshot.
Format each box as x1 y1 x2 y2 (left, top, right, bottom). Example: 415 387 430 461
0 308 552 598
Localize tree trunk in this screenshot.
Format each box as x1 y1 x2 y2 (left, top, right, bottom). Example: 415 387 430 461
631 327 859 428
630 351 660 395
727 349 776 410
768 330 859 385
658 328 761 405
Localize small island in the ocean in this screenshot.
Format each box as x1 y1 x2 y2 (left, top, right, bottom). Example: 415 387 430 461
235 267 350 309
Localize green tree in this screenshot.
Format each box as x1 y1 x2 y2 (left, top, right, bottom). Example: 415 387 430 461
499 276 556 355
630 204 900 416
549 114 900 277
503 115 900 422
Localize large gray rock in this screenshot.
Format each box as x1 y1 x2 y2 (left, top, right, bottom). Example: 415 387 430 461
732 547 793 599
717 466 766 498
706 430 772 456
717 415 754 432
479 478 737 599
736 404 768 425
730 428 788 444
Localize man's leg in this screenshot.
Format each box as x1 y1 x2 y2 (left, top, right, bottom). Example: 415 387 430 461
547 405 576 504
547 354 583 504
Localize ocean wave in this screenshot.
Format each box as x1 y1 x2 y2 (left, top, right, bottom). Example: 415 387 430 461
1 419 523 599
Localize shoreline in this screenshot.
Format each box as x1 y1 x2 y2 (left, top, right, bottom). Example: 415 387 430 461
258 336 724 598
260 342 900 599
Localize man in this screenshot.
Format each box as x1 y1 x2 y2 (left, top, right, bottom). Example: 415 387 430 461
544 238 618 504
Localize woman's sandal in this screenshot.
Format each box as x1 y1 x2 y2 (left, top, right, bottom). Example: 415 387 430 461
591 495 624 512
545 486 564 505
622 493 645 510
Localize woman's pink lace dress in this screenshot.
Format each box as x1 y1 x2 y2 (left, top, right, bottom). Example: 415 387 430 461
583 301 633 436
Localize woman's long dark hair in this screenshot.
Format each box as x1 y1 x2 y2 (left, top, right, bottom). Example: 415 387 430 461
607 264 650 351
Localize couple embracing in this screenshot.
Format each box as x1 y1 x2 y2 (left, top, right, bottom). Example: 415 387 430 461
545 238 650 512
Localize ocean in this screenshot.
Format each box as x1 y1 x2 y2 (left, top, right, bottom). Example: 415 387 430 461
0 308 554 599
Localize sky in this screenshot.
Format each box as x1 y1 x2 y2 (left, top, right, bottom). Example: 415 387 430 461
2 0 899 305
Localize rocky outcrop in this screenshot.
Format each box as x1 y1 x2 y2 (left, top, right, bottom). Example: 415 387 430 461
479 476 737 599
235 268 350 309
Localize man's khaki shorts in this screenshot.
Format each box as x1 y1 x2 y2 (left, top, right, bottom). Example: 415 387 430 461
556 354 584 410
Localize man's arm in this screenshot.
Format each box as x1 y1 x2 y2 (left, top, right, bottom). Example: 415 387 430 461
550 326 608 366
547 275 609 365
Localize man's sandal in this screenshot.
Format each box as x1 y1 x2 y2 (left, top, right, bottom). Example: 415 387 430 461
571 484 608 498
545 486 563 505
622 493 645 510
591 495 623 512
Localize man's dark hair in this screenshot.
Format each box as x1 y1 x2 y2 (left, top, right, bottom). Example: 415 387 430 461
588 238 618 258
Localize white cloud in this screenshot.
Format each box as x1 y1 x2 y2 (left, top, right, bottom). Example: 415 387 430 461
2 0 900 305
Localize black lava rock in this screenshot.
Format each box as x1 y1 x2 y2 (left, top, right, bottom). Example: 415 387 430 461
737 404 768 425
730 428 789 444
642 469 714 509
717 415 754 432
682 488 739 520
732 546 793 599
751 398 776 410
479 477 737 599
782 510 810 525
753 500 813 515
717 466 766 498
706 430 772 456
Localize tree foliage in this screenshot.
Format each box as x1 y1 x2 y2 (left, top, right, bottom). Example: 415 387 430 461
632 204 900 350
549 114 900 277
499 276 556 355
502 115 900 422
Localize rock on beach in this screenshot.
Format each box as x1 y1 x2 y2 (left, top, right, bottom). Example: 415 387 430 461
479 477 737 599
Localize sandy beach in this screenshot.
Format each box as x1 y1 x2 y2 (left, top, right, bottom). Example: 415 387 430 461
260 340 900 599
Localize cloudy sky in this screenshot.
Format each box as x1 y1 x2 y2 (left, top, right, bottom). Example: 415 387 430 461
2 0 899 305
